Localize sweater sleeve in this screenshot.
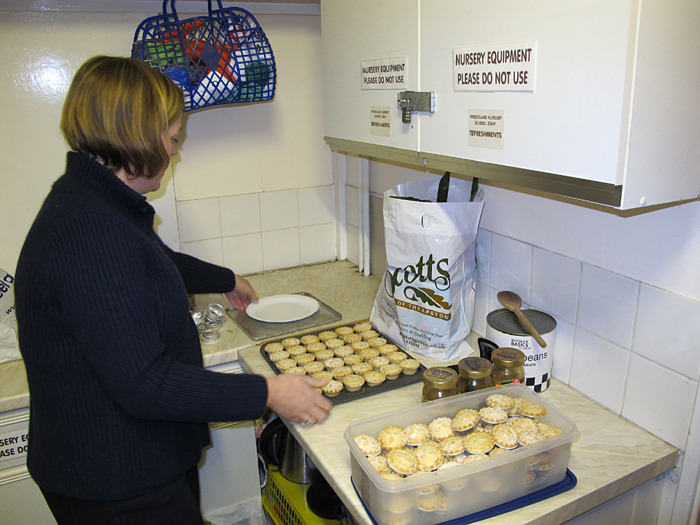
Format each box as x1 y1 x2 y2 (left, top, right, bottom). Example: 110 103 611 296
155 235 236 294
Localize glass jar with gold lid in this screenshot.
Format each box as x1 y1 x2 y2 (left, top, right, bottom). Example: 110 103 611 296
457 356 493 393
491 347 526 386
422 367 459 402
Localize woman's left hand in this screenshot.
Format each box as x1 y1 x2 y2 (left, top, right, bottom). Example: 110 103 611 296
225 276 258 311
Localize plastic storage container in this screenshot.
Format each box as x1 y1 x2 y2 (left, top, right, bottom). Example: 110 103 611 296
344 384 579 525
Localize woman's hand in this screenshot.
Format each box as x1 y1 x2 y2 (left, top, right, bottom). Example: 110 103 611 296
225 276 258 311
265 375 333 426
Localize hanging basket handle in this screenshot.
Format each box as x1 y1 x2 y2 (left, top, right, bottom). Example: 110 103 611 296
208 0 227 17
159 0 180 29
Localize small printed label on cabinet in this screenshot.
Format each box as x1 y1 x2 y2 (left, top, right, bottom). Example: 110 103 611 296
469 109 505 149
454 41 536 92
0 429 28 464
361 57 408 90
370 106 391 136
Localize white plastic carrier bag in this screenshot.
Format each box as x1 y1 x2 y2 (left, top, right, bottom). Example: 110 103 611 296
0 267 21 364
370 175 484 361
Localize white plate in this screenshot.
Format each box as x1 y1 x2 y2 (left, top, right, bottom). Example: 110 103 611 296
246 294 320 323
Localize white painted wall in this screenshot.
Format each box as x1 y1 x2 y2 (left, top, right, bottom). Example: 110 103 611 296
0 2 334 278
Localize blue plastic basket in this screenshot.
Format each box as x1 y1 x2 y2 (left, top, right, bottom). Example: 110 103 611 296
132 0 277 112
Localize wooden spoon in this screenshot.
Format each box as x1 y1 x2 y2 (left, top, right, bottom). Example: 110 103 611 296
497 291 547 348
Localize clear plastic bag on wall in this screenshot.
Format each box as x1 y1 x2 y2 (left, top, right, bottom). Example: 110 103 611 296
0 268 21 364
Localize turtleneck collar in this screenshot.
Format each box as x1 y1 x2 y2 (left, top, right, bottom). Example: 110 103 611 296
58 152 156 233
64 152 155 213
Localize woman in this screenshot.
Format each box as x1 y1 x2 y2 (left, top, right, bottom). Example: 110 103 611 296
14 56 331 524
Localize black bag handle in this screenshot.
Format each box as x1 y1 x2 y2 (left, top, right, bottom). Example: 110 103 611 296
437 172 451 202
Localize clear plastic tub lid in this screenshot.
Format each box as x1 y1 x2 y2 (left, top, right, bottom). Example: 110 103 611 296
344 383 579 492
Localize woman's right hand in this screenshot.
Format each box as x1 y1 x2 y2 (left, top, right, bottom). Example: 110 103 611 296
265 375 333 425
225 275 258 311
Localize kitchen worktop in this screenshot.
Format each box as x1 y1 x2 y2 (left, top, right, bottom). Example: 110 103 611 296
240 346 679 524
0 260 679 524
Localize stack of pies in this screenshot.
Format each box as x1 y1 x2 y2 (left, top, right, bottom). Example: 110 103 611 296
352 392 563 482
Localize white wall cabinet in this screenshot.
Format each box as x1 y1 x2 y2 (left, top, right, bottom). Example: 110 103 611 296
323 0 420 153
321 0 700 209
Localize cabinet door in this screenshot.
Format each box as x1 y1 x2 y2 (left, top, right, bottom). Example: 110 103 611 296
323 0 700 209
322 0 420 152
419 0 633 186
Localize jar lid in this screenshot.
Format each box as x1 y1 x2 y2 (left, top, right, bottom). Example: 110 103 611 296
458 357 493 378
487 308 556 337
491 347 525 367
422 367 458 389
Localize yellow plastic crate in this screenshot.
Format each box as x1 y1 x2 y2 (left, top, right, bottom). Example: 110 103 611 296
262 467 352 525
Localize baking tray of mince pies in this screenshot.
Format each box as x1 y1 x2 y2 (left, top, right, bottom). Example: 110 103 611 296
259 320 426 404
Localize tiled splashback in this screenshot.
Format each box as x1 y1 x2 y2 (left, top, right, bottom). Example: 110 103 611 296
346 164 700 459
175 185 337 275
474 230 699 452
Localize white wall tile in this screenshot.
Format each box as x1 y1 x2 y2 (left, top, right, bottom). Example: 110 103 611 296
149 174 180 250
300 224 336 265
633 284 700 381
484 285 501 320
345 186 359 228
176 198 221 242
346 224 360 266
345 155 360 188
367 157 432 194
551 319 575 384
172 15 332 200
476 230 491 286
489 234 532 303
220 194 261 237
622 355 696 450
299 186 336 227
180 238 224 267
473 280 490 336
577 265 639 348
261 229 301 271
368 194 386 278
570 329 630 414
531 248 581 324
260 190 299 232
222 234 263 276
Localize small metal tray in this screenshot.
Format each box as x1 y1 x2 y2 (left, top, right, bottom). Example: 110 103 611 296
259 320 426 405
227 292 342 341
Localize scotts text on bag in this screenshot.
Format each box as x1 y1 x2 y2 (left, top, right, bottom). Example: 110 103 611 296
384 255 450 295
384 255 453 320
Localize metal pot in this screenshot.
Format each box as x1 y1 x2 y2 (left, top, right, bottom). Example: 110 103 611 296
258 417 319 484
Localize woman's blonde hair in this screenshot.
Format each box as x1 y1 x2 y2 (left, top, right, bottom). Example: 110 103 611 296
61 56 185 179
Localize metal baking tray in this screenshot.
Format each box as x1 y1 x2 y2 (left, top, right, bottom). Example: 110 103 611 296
227 292 342 341
259 320 426 404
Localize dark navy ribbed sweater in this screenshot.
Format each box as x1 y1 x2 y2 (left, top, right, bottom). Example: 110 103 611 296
15 152 268 500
